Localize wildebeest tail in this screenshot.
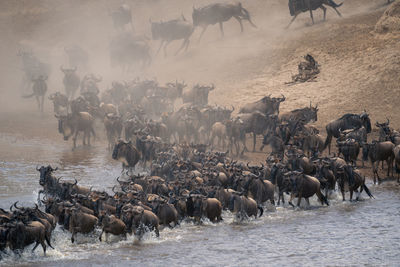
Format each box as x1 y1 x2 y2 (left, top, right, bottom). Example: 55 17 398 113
239 3 257 28
46 234 54 249
328 0 343 8
22 92 35 98
257 205 263 217
363 184 374 199
396 162 400 174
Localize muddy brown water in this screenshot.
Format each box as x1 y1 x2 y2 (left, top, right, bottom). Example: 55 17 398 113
1 131 400 267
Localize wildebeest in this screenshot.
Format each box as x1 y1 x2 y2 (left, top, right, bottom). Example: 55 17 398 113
99 214 126 241
182 84 215 106
150 16 194 56
363 141 395 184
239 95 286 115
112 140 141 173
324 112 371 154
287 0 343 28
210 122 227 150
56 112 96 149
229 193 263 220
192 2 257 41
188 196 223 223
80 74 102 95
48 92 68 115
336 165 374 201
110 4 133 31
279 102 319 124
109 33 151 71
7 221 49 255
122 205 159 239
336 139 360 166
17 49 51 93
64 207 98 243
282 171 329 207
104 114 123 150
393 145 400 182
60 66 80 100
22 75 48 112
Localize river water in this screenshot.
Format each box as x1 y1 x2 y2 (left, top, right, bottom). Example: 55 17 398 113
1 132 400 267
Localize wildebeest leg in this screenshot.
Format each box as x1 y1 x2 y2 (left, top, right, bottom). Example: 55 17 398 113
198 25 208 42
163 40 172 57
349 190 354 201
41 95 45 112
321 6 327 21
219 22 224 37
286 14 298 29
83 131 87 146
305 198 310 207
332 7 342 17
309 7 315 24
288 193 295 207
73 131 79 150
156 40 165 56
234 16 244 32
175 38 188 56
35 95 40 111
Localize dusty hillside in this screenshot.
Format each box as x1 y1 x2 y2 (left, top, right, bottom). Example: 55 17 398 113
0 0 399 140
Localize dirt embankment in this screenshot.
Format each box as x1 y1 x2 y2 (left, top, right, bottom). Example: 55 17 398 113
0 0 399 147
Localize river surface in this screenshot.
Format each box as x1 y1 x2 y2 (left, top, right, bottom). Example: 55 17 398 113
1 133 400 267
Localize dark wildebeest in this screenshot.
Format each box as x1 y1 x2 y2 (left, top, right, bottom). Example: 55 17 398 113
237 111 277 153
287 0 343 29
279 102 319 124
192 2 257 41
22 75 48 112
110 4 133 31
336 139 360 167
99 214 126 242
112 140 141 173
239 94 286 115
150 16 194 56
261 132 285 160
324 112 371 154
363 141 395 184
56 112 96 150
64 45 89 70
336 165 374 201
60 66 80 100
7 221 50 255
393 145 400 183
48 92 68 115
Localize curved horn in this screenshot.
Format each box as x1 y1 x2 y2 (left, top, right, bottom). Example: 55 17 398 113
112 185 117 193
231 105 235 112
73 178 78 186
36 165 40 171
34 203 39 210
14 201 22 210
387 117 390 125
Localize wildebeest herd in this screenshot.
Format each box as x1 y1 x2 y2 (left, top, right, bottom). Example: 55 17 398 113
3 0 398 259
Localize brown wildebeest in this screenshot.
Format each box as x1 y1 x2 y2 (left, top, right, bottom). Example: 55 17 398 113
336 165 374 201
56 112 96 150
22 75 48 112
210 122 227 150
282 171 329 207
229 192 263 220
363 141 395 184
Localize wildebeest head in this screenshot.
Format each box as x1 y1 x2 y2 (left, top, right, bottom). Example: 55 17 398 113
60 65 77 76
112 140 131 160
37 165 57 186
55 114 74 140
360 111 371 133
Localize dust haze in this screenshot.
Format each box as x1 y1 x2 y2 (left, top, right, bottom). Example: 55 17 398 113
0 0 399 132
